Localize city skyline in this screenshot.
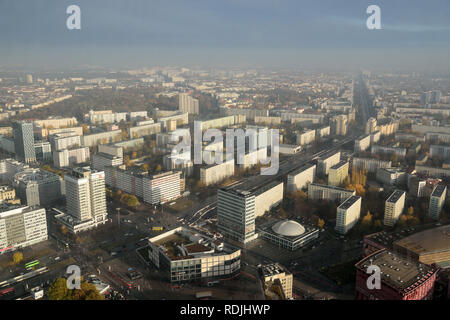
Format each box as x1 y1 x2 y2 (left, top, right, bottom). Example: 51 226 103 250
1 0 450 70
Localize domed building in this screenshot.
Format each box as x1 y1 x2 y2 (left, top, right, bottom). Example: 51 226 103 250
259 219 319 251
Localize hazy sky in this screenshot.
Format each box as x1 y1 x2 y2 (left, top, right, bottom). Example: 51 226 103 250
1 0 449 71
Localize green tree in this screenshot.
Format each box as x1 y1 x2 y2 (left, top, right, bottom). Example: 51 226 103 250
12 251 23 265
47 278 71 300
47 278 104 300
317 218 325 229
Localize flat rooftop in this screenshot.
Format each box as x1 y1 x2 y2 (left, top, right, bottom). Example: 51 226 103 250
338 196 361 210
288 163 315 176
330 160 348 170
220 175 281 197
431 185 447 198
260 263 291 278
355 249 437 291
318 150 340 161
394 225 450 256
309 183 354 193
151 227 227 261
386 190 405 203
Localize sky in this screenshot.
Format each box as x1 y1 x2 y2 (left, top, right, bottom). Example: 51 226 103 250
0 0 449 71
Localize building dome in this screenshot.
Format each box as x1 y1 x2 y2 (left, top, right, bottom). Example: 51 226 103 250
271 220 305 237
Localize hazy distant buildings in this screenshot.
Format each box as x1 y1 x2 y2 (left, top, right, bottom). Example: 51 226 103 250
179 93 199 115
331 115 348 136
365 117 377 134
13 121 36 163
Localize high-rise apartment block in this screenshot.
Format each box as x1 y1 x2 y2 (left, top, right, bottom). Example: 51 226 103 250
384 190 406 226
179 93 199 115
335 195 361 234
429 185 447 220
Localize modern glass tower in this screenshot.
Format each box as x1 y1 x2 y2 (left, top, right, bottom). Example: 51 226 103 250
13 121 36 163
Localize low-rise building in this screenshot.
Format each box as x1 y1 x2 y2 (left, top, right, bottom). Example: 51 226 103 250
147 227 241 284
260 263 293 299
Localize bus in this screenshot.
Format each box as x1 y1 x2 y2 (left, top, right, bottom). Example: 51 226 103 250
152 226 163 231
25 260 39 270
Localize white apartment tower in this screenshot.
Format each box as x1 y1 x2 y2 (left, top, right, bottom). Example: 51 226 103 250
384 190 406 226
65 167 108 225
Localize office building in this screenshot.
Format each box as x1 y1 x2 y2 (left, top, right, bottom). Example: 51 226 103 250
335 196 361 234
355 249 438 300
147 227 241 284
0 205 47 253
328 161 349 187
384 190 406 226
376 168 407 186
13 121 36 163
317 151 340 175
429 185 447 220
62 167 108 229
430 145 450 160
217 177 282 244
0 159 29 183
49 133 81 151
81 130 122 147
0 186 16 202
287 163 316 192
307 183 355 203
352 157 391 173
200 159 235 186
296 129 315 145
13 169 63 206
315 126 330 138
34 141 52 162
53 147 90 168
143 171 181 205
127 123 161 139
260 263 293 300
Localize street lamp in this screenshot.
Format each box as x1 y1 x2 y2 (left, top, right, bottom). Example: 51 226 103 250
116 208 120 229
